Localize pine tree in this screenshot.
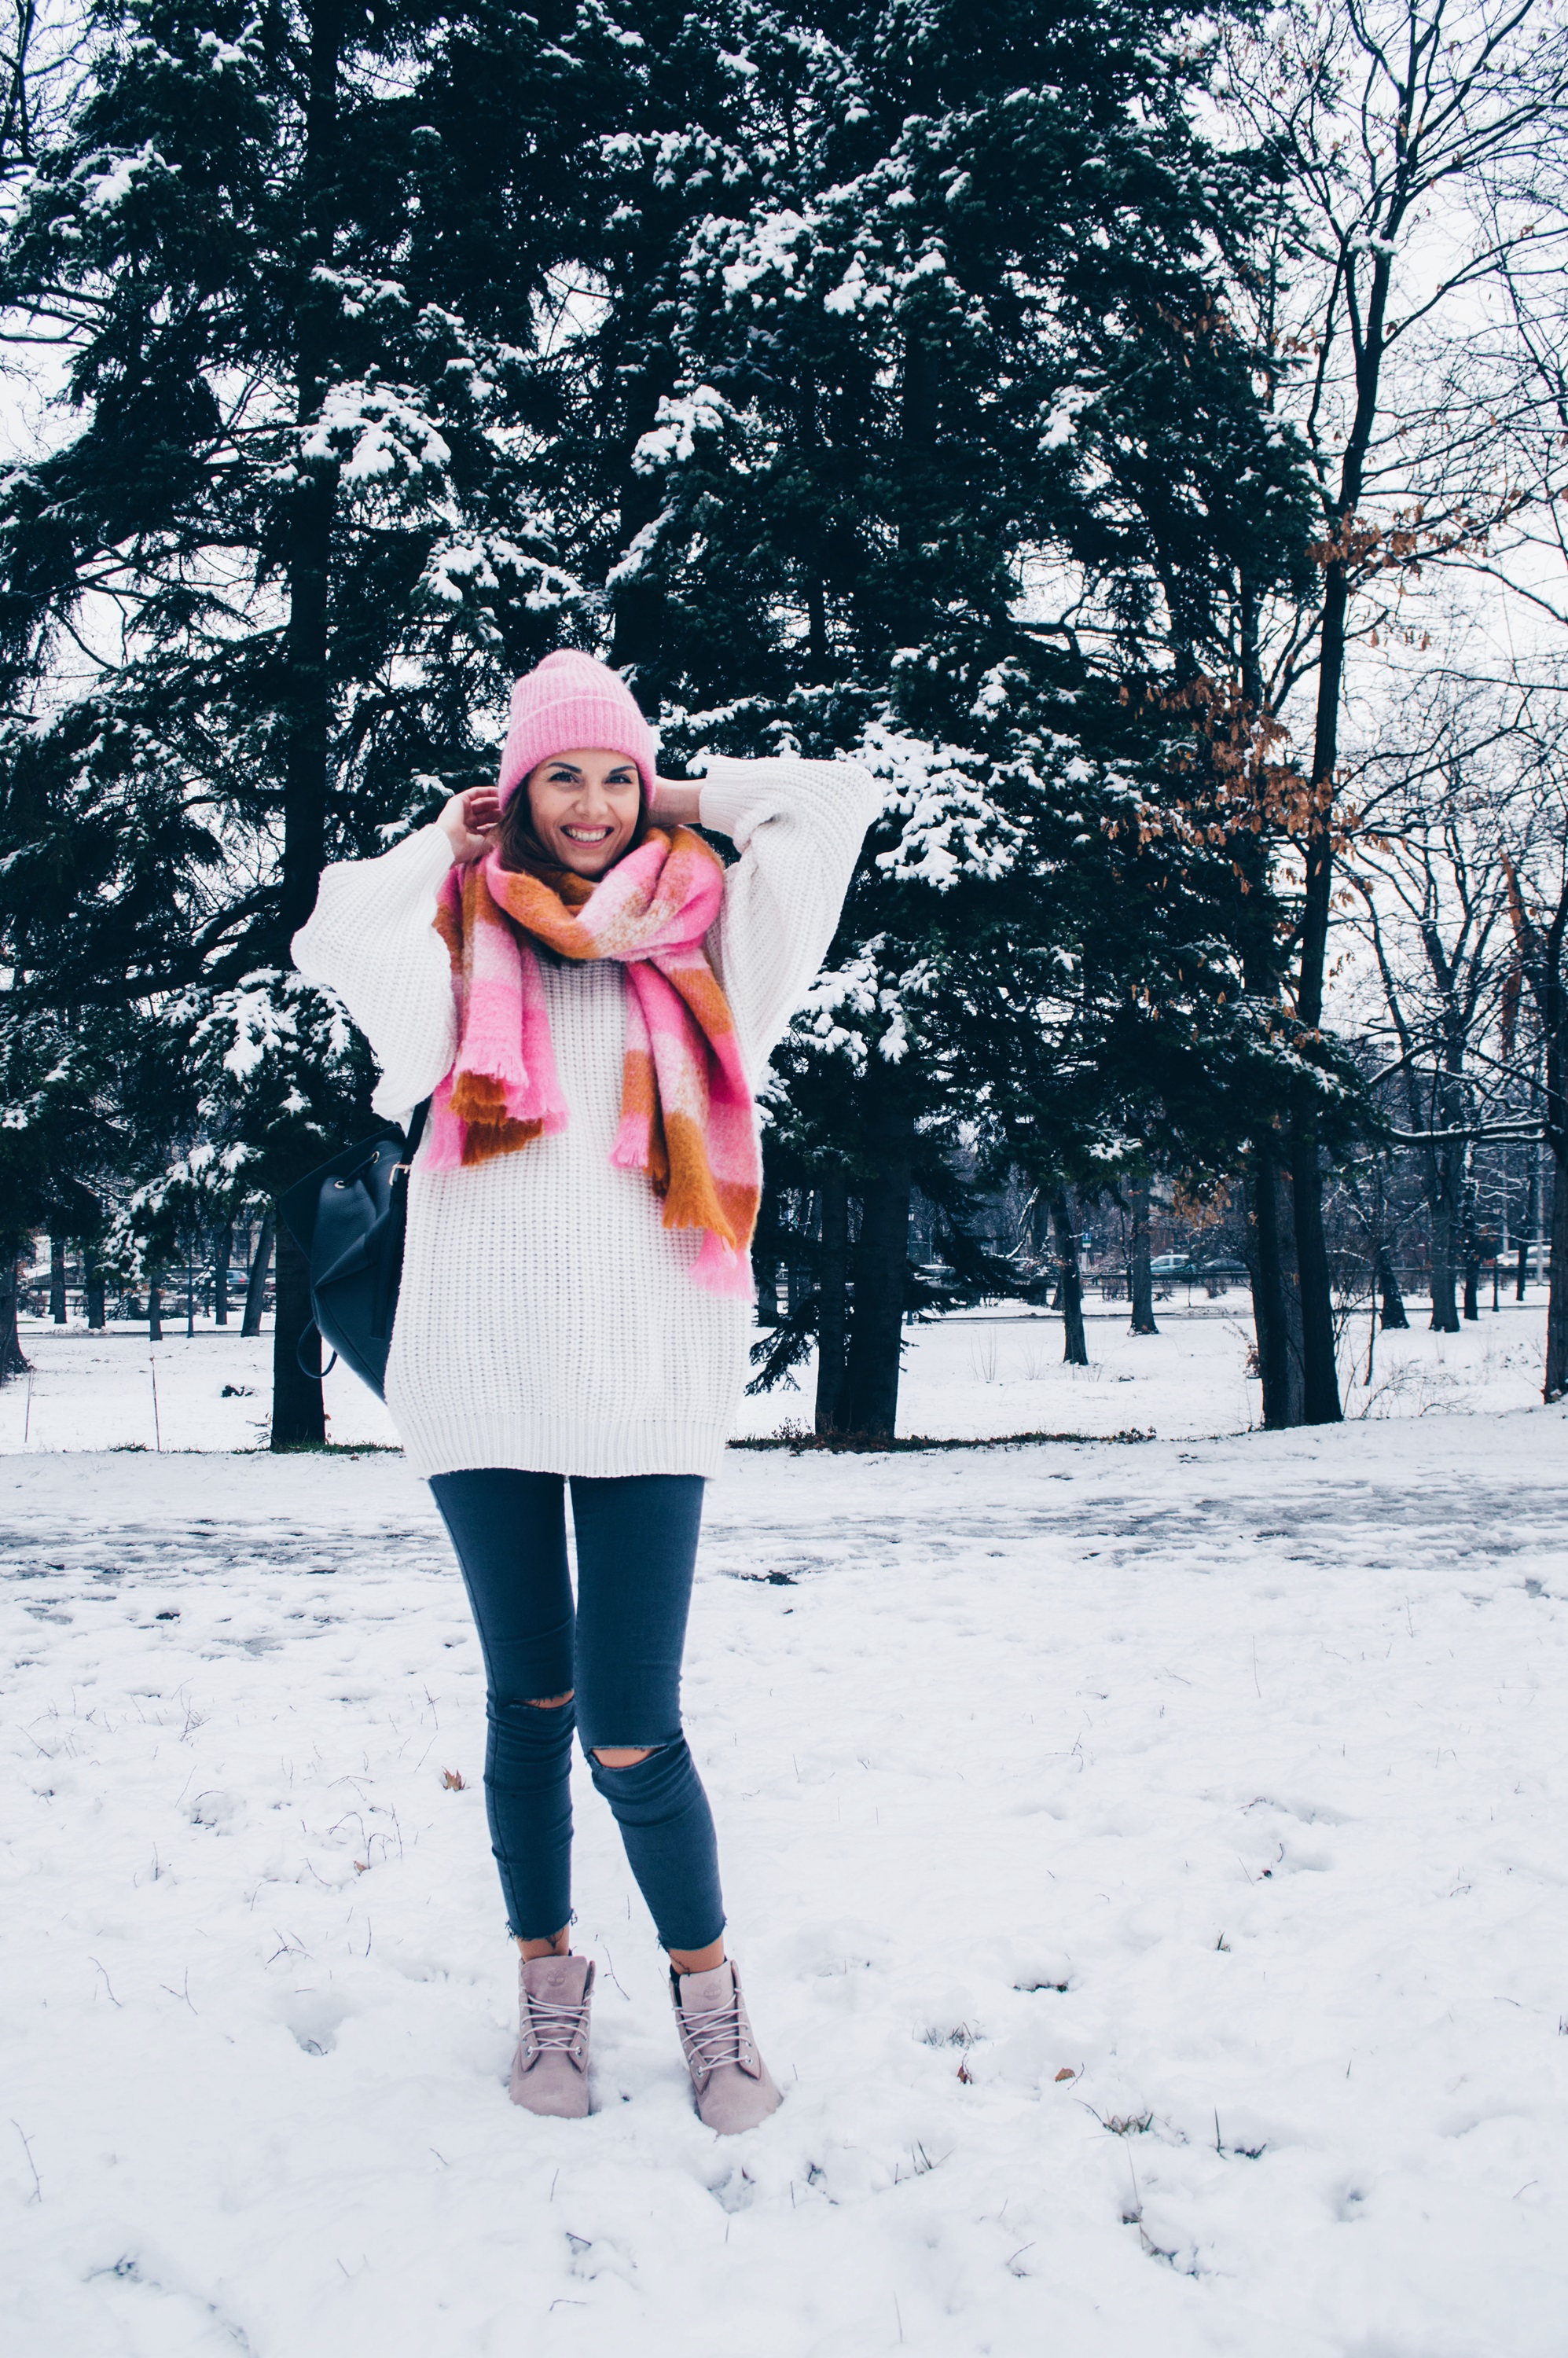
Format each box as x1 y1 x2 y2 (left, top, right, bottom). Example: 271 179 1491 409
611 0 1320 1436
0 0 632 1438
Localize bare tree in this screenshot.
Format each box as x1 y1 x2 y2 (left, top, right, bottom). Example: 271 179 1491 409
1491 708 1568 1394
1356 809 1512 1328
1219 0 1568 1422
0 2 93 182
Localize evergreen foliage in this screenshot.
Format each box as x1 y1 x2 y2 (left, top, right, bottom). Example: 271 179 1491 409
618 0 1324 1432
0 0 1331 1441
0 0 610 1432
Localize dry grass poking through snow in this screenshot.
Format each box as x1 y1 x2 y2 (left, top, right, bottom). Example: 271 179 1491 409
0 1290 1556 1458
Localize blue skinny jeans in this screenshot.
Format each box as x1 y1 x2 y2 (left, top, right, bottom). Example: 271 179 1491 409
428 1468 724 1952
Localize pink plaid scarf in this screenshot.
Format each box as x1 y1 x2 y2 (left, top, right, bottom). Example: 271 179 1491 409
425 828 758 1295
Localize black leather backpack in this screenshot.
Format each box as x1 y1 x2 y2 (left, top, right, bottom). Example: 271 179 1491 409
277 1100 429 1398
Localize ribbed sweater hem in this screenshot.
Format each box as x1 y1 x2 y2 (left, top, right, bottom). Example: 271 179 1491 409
391 1407 733 1482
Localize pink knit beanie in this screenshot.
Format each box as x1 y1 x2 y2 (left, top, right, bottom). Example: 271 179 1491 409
495 650 656 810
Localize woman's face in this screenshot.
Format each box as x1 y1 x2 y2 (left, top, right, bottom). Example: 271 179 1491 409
524 748 641 877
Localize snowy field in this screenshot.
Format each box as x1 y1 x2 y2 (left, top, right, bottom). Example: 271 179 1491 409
4 1404 1567 2355
0 1285 1553 1454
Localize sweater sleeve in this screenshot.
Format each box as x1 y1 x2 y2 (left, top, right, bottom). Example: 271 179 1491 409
290 823 457 1121
697 755 883 1082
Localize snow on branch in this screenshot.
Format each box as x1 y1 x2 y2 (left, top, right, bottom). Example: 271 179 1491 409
299 381 452 486
859 724 1023 890
632 387 733 472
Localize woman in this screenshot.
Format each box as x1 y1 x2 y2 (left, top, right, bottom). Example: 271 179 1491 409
292 649 877 2133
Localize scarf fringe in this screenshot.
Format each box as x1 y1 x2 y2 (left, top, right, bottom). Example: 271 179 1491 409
691 1230 756 1298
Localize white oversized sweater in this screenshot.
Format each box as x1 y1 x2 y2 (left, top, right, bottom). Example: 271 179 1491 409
291 757 879 1480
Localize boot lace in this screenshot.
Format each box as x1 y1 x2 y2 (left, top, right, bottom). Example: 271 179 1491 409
525 1992 589 2055
678 1987 750 2078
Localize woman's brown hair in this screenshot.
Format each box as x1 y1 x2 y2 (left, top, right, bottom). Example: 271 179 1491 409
495 780 548 873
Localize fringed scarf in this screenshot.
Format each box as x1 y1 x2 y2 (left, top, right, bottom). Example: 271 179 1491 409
425 828 758 1296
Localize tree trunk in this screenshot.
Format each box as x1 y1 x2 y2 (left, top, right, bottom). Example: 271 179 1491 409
148 1277 163 1342
1245 1137 1305 1429
271 1214 325 1449
84 1242 105 1331
0 1251 30 1378
215 1221 233 1326
814 1171 849 1436
1429 1191 1460 1334
1287 1114 1341 1420
609 364 678 678
1377 1251 1408 1330
1544 1147 1568 1403
278 0 344 949
279 486 335 941
1516 1238 1529 1302
1289 251 1394 1430
242 1212 274 1337
1128 1178 1158 1336
49 1233 66 1324
1233 785 1303 1423
269 0 342 1453
839 1110 913 1440
1463 1256 1479 1323
1051 1192 1088 1367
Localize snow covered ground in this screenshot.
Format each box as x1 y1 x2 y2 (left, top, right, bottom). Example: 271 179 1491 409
1 1284 1553 1454
4 1409 1566 2355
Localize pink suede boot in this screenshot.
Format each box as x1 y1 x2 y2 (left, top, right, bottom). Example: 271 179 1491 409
670 1958 782 2134
509 1953 594 2117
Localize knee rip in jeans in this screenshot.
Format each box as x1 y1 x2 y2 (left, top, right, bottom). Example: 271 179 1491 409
592 1743 658 1768
523 1690 574 1709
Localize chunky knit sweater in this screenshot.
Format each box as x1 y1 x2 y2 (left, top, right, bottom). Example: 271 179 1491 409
292 756 879 1479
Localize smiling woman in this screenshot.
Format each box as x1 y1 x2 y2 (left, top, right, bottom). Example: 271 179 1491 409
291 646 879 2138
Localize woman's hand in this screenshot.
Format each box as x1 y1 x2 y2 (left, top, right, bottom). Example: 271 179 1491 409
648 776 703 827
439 787 501 863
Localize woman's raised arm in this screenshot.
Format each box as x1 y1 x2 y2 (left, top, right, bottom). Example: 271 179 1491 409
693 755 883 1080
291 824 459 1120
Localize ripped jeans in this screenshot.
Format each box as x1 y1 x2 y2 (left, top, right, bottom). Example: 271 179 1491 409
428 1468 723 1952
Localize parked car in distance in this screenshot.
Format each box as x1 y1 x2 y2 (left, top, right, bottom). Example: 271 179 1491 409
1146 1252 1250 1295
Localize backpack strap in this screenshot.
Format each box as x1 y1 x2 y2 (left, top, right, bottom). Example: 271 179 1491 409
398 1096 431 1173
